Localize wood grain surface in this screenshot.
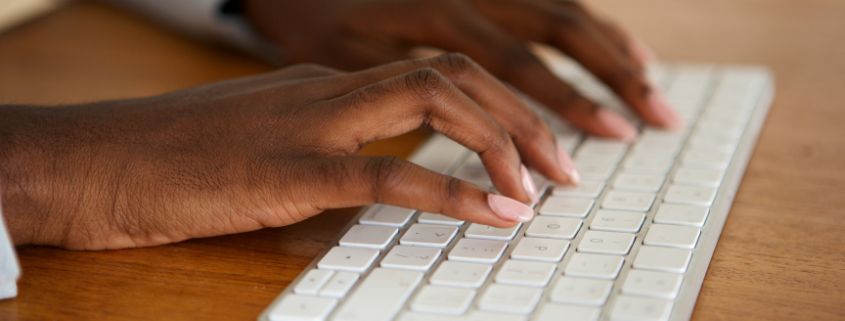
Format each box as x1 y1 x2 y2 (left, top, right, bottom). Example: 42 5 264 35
0 0 843 320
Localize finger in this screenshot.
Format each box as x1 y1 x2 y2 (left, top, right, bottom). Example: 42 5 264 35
545 4 681 128
297 156 534 227
310 68 533 203
301 53 576 185
561 3 655 67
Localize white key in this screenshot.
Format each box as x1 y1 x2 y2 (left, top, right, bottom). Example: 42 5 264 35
613 173 665 192
644 224 701 249
549 276 613 306
564 253 625 279
430 261 492 288
478 284 543 315
318 272 359 298
623 156 674 175
494 260 556 287
609 296 673 321
630 141 681 160
318 247 379 272
664 184 717 206
633 246 692 273
535 304 601 321
380 245 441 271
398 311 527 321
511 237 569 262
574 160 617 181
359 205 415 227
577 231 636 255
333 268 423 321
269 294 338 321
673 167 725 187
294 269 334 295
465 223 522 241
576 138 628 162
453 155 493 188
400 224 458 248
557 134 582 154
525 216 582 239
418 212 464 226
653 204 709 227
681 149 732 169
540 196 594 217
411 285 475 315
552 180 605 198
409 134 469 174
338 225 397 249
448 238 508 264
622 270 683 299
602 191 655 212
589 210 645 233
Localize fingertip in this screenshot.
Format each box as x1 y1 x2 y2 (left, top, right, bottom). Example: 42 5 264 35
596 109 638 142
646 90 684 130
487 194 534 223
556 146 580 186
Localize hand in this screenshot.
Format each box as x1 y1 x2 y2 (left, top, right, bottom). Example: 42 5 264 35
243 0 681 140
0 54 575 250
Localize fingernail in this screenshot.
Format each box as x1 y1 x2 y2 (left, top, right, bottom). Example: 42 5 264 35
488 194 534 222
557 146 580 185
597 109 638 142
520 165 538 203
647 90 683 130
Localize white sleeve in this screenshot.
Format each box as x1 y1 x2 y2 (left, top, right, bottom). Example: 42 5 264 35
107 0 274 57
0 194 21 300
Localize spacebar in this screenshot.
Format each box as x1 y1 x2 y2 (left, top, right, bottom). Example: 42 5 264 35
332 268 423 321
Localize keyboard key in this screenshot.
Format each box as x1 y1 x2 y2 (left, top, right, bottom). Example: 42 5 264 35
540 196 595 217
535 304 600 321
613 173 665 192
318 246 379 272
400 224 459 248
602 191 655 212
633 246 692 273
269 294 337 321
681 149 732 169
549 276 613 306
564 253 624 279
623 156 674 175
494 260 556 287
622 270 683 299
333 268 423 321
653 204 709 227
380 245 441 271
609 295 673 321
576 138 629 162
673 167 725 187
465 223 522 241
418 213 464 226
644 224 701 249
408 134 469 174
664 184 717 206
430 261 492 288
552 180 605 198
338 225 398 249
448 238 508 264
360 205 415 227
525 216 582 239
453 154 493 188
478 284 543 315
319 271 359 298
293 269 334 295
577 231 636 255
411 285 475 315
590 210 645 233
575 160 617 181
398 312 527 321
510 237 569 262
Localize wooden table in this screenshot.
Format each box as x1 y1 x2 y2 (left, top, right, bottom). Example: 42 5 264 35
0 0 843 320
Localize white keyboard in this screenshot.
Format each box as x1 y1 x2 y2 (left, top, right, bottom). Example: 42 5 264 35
259 59 774 321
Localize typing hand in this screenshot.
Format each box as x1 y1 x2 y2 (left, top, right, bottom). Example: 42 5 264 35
244 0 681 140
0 55 575 250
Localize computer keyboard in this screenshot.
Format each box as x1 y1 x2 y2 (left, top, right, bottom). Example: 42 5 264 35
259 56 774 321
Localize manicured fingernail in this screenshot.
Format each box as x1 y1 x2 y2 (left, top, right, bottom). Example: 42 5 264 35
597 109 638 142
488 194 534 222
520 165 538 203
557 146 580 185
648 90 683 130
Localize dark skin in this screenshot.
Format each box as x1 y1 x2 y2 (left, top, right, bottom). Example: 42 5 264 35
0 1 677 250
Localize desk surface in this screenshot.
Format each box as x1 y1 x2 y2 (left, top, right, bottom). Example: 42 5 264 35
1 0 843 320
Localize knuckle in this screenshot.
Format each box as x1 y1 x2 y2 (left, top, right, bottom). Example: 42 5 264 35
404 68 450 101
433 52 481 77
364 157 407 203
441 176 468 211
